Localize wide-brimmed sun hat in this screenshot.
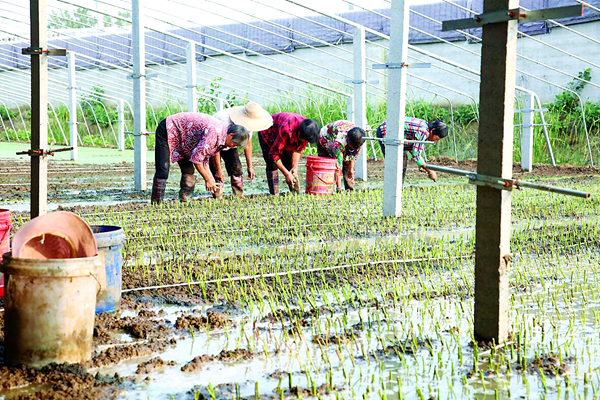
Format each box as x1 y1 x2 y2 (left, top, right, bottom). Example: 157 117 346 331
229 102 273 132
12 211 97 259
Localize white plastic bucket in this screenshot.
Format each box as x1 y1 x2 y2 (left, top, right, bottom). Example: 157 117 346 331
0 253 101 366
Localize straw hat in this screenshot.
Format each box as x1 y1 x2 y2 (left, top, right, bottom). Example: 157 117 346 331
229 102 273 132
12 211 97 259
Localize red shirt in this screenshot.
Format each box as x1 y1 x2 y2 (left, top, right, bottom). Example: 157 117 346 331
258 113 308 162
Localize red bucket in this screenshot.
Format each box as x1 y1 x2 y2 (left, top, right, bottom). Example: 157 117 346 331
0 208 11 297
305 156 337 196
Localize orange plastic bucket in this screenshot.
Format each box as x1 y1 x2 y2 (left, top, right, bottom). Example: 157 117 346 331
0 208 12 297
305 156 337 196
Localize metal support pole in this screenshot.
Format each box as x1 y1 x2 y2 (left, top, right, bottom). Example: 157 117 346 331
186 41 197 112
382 0 409 217
216 98 224 112
520 93 534 172
67 51 78 161
474 0 518 344
132 0 147 191
30 0 48 217
353 27 367 181
118 100 125 151
346 96 354 125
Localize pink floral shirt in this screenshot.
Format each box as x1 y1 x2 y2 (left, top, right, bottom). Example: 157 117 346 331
166 113 228 165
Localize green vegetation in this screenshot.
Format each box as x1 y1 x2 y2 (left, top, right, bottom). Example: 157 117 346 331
11 177 597 398
1 73 599 165
49 6 131 30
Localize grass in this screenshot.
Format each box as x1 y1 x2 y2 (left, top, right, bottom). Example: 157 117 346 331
1 91 599 165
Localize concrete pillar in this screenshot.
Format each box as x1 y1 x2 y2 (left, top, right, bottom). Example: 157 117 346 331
382 0 409 217
353 27 367 181
520 93 534 172
186 41 197 112
117 100 125 151
132 0 147 191
67 51 78 161
474 0 518 343
30 0 48 217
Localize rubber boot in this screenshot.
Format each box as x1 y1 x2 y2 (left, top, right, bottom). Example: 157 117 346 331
266 170 279 195
151 177 167 204
212 177 224 200
179 174 196 202
231 175 244 197
343 171 356 191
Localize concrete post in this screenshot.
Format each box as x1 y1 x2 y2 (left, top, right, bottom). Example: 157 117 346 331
117 100 125 151
30 0 48 217
353 27 367 181
67 51 78 161
382 0 409 217
474 0 518 343
520 93 535 172
186 41 197 112
132 0 147 191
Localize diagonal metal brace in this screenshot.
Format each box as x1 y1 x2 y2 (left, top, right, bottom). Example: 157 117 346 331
16 147 74 157
427 164 591 198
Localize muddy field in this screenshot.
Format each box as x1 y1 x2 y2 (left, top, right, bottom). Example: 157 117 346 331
1 156 599 399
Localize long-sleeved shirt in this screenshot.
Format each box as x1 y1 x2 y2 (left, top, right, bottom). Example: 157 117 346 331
376 117 430 167
258 113 308 163
167 113 228 165
318 120 361 168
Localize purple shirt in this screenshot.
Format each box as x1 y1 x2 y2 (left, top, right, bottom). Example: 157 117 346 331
166 113 228 165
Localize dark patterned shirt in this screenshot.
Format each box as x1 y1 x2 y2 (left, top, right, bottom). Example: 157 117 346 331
376 117 430 166
258 113 308 163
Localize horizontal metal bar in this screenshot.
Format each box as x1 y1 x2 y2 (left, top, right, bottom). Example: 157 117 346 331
372 62 431 69
516 123 553 128
343 79 380 84
514 108 548 113
442 8 520 31
426 164 591 198
443 4 583 31
21 47 68 56
519 4 583 23
363 137 436 145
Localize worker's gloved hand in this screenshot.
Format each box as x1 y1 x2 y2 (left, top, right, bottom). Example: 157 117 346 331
427 169 438 182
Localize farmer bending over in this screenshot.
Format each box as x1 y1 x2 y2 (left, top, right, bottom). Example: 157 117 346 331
210 102 273 198
317 120 366 191
376 118 448 182
151 112 248 204
258 113 319 195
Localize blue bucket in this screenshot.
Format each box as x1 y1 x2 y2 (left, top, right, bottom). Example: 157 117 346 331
91 225 126 314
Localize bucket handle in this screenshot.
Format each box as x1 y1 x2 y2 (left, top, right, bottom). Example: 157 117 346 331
90 272 103 296
307 163 337 185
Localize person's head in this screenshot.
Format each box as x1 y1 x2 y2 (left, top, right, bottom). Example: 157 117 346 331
428 120 449 142
229 102 273 132
297 119 320 144
346 127 366 150
225 124 249 148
